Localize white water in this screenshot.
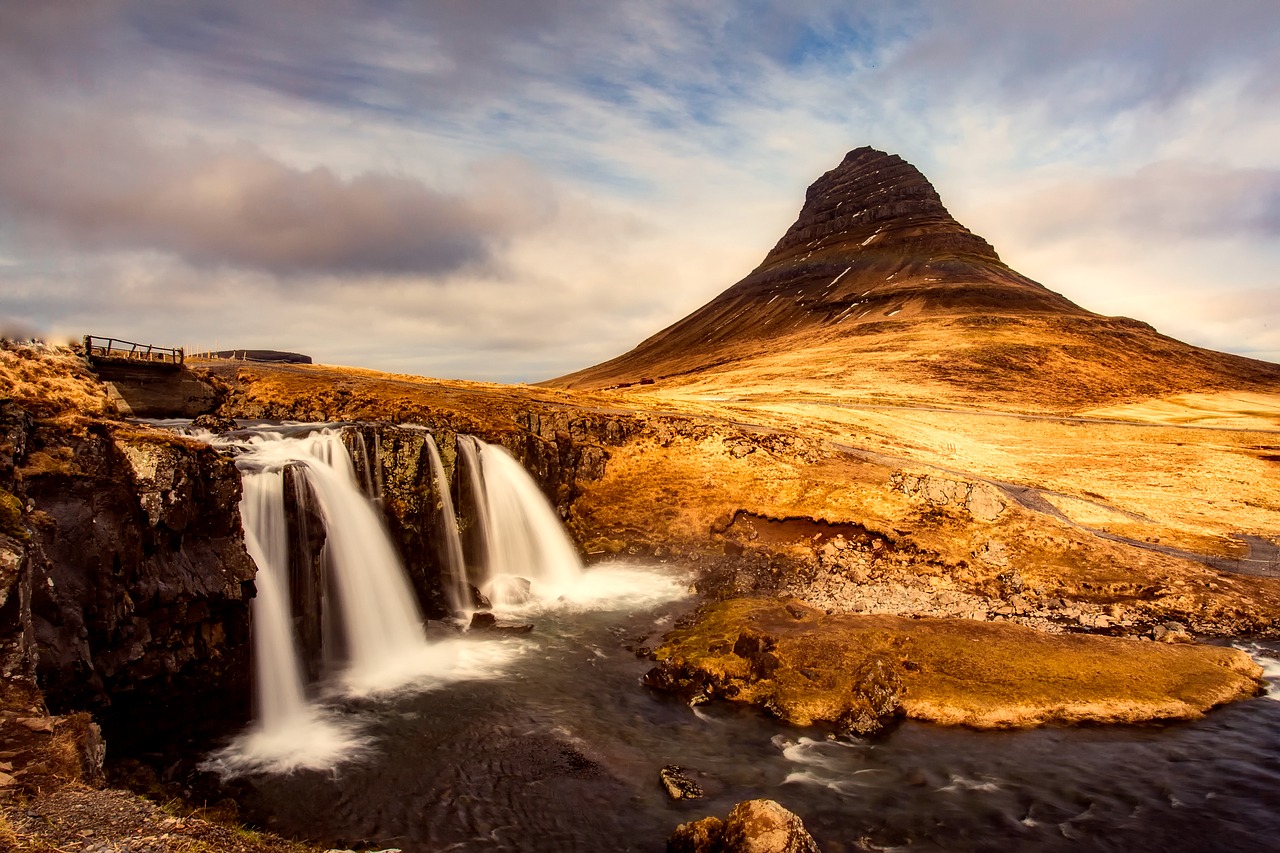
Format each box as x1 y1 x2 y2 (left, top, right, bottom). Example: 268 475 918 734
425 434 471 619
199 426 525 775
298 454 432 694
456 435 492 576
189 424 647 775
473 439 585 606
238 471 308 727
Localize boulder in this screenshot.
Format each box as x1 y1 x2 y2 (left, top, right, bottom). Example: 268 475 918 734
190 414 239 433
668 817 724 853
668 799 819 853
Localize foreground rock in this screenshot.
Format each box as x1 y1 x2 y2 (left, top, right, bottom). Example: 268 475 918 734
669 799 819 853
646 599 1263 731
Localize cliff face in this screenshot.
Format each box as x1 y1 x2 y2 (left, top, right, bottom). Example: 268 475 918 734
23 425 256 748
0 345 257 751
760 146 1002 267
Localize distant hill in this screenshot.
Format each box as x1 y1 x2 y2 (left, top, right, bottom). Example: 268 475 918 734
204 350 312 364
548 147 1280 412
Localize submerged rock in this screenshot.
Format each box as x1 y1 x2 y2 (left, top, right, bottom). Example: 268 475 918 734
467 611 533 635
669 799 819 853
659 764 704 800
190 413 238 433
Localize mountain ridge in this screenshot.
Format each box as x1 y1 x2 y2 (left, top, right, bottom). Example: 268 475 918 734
548 147 1279 410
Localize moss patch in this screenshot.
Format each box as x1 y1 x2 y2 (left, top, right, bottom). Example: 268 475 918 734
649 598 1263 730
0 488 27 540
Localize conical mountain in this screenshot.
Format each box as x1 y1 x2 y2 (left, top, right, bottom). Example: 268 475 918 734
550 147 1279 411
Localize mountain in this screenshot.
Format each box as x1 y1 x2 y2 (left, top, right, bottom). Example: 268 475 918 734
549 147 1279 411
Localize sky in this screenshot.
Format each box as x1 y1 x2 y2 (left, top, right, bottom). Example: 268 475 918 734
2 1 1278 382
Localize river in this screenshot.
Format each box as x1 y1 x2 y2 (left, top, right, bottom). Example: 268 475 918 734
208 561 1280 853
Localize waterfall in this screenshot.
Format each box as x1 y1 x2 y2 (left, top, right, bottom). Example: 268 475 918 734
301 456 427 683
239 470 309 729
197 424 549 774
470 438 584 606
425 435 471 618
223 428 430 699
456 435 492 577
348 429 384 504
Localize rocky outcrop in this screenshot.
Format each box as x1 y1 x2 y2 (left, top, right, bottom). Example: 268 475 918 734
889 470 1006 522
10 417 255 751
669 799 820 853
762 146 998 266
646 598 1264 732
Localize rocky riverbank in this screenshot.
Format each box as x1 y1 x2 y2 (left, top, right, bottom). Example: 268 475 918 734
645 598 1263 733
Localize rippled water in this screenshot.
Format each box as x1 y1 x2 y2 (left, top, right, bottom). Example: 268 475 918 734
221 562 1280 852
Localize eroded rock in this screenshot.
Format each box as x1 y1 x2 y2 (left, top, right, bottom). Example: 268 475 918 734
648 598 1263 730
659 764 704 800
890 471 1006 522
669 799 819 853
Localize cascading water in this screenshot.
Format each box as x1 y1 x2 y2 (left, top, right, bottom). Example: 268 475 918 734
298 450 430 692
193 423 599 774
199 425 510 774
238 470 309 729
425 434 471 619
469 437 584 606
456 435 492 575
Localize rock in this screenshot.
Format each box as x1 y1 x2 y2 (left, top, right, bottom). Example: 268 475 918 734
668 816 725 853
669 799 819 853
490 576 533 604
837 657 903 736
659 765 704 800
723 799 820 853
733 627 778 659
469 612 497 630
17 716 54 733
966 484 1007 522
997 570 1024 594
892 471 1006 522
1156 621 1193 644
190 413 238 433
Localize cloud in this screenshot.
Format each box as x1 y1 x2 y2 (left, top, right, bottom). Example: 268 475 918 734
0 110 559 277
990 161 1280 245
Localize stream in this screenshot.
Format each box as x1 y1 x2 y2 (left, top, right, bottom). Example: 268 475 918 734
211 561 1280 853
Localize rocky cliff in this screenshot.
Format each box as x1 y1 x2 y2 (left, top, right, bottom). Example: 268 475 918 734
0 344 256 753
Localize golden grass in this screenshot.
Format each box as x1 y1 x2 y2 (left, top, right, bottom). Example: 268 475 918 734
0 343 114 421
655 599 1264 729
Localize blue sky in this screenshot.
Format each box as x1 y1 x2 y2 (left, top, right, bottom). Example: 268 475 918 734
1 1 1277 381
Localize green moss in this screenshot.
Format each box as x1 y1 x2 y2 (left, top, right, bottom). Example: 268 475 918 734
0 489 28 541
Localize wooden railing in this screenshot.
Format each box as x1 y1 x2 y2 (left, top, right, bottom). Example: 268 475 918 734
82 335 184 365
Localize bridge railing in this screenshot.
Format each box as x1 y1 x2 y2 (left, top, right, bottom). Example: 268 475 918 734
82 335 184 365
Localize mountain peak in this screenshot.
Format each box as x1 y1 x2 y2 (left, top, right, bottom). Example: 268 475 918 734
761 146 1000 268
548 146 1280 405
